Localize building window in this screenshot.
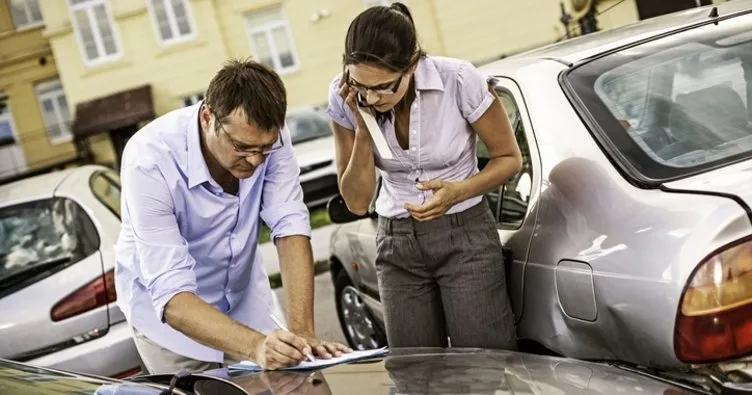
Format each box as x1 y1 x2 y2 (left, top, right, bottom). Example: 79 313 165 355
0 95 16 147
182 92 203 107
8 0 43 29
246 7 299 74
147 0 195 45
69 0 121 66
36 80 73 145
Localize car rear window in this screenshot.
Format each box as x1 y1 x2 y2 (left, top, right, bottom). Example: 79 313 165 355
0 198 99 285
563 16 752 183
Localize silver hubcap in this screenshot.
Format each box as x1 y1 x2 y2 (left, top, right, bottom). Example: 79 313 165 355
341 285 380 350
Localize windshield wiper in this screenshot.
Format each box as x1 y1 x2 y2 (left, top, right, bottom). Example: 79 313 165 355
0 256 73 292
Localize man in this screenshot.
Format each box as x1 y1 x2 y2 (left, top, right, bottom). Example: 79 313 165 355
114 58 351 374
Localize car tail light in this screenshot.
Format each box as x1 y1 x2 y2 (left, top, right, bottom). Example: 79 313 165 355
675 237 752 363
51 270 117 322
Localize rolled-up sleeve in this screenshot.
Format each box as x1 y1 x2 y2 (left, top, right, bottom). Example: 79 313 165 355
456 60 495 124
326 74 356 131
121 163 197 321
260 125 312 242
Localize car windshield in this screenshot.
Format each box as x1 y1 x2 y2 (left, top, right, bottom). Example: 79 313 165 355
564 16 752 182
286 110 332 145
0 198 96 284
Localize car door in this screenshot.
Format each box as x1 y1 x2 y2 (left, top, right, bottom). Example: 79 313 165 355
478 77 542 320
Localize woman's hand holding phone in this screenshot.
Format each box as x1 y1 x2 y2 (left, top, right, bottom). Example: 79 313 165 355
338 71 369 132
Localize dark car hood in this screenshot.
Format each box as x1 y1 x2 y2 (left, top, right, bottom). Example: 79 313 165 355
143 348 697 394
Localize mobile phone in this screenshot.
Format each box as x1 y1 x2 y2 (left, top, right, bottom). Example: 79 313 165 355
343 69 371 108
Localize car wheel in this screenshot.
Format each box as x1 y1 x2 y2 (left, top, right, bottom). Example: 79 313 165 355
334 269 387 351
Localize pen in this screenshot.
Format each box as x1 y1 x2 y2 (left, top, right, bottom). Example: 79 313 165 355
269 314 315 362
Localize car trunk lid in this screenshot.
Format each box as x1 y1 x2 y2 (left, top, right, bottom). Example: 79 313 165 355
662 158 752 222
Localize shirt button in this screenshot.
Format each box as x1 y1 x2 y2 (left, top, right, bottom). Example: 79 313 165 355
412 103 417 108
411 147 416 151
411 130 416 135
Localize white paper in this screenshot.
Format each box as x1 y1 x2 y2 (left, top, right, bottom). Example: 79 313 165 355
229 347 389 372
357 106 394 160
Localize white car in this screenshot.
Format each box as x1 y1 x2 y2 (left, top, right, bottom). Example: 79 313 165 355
0 165 284 377
287 107 339 208
0 165 143 378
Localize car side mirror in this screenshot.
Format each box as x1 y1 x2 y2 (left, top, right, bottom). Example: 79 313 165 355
327 194 371 224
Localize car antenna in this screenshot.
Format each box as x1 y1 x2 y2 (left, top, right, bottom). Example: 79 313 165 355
709 6 719 19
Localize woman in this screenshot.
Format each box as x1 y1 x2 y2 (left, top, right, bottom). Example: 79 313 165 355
326 2 522 349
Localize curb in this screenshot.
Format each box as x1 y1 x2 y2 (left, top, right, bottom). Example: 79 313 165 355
268 260 330 289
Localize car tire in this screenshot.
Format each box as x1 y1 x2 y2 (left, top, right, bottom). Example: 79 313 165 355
334 269 387 351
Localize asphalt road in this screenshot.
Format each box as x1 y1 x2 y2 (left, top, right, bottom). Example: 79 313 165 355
273 271 348 346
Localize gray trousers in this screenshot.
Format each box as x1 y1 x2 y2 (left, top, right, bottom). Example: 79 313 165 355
132 327 236 374
375 199 517 350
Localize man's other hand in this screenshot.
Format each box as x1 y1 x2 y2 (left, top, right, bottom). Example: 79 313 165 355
302 336 353 359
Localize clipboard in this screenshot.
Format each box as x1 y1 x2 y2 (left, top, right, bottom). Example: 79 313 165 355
357 105 394 160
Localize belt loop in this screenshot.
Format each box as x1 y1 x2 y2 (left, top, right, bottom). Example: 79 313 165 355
386 217 393 235
450 212 462 227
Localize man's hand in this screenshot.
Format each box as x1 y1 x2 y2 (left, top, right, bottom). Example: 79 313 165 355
405 179 464 221
302 336 353 359
254 329 313 370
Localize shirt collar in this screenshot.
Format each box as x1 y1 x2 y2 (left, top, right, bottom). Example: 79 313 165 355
187 102 212 189
413 56 444 91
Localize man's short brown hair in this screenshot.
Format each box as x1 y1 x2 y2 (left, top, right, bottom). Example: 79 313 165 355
204 58 287 132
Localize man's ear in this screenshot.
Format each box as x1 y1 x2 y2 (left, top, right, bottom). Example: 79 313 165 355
199 104 212 130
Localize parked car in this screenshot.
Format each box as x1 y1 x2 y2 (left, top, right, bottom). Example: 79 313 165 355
287 107 339 208
0 165 143 378
0 165 285 378
327 2 752 393
0 347 702 394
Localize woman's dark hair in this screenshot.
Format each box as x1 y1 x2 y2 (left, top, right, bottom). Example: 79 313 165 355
343 2 426 71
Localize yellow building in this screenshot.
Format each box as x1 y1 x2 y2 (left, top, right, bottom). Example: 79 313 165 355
30 0 721 168
0 0 78 183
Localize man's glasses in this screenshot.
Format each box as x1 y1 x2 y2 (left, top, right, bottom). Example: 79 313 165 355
213 112 284 157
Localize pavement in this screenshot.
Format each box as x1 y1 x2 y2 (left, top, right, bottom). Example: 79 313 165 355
260 225 337 278
273 270 348 345
262 223 349 345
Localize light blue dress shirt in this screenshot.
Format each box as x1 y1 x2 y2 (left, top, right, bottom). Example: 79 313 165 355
327 55 493 218
114 103 311 362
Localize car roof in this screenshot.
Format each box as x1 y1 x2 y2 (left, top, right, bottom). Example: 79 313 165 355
0 166 102 206
492 0 752 66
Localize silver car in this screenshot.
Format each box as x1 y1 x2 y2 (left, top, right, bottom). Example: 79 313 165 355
0 165 143 378
328 2 752 393
287 107 340 209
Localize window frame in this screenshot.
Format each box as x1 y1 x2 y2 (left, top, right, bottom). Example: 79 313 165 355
35 79 73 145
245 7 300 75
68 0 123 67
89 170 121 219
8 0 44 30
479 78 540 231
146 0 197 47
0 95 18 148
